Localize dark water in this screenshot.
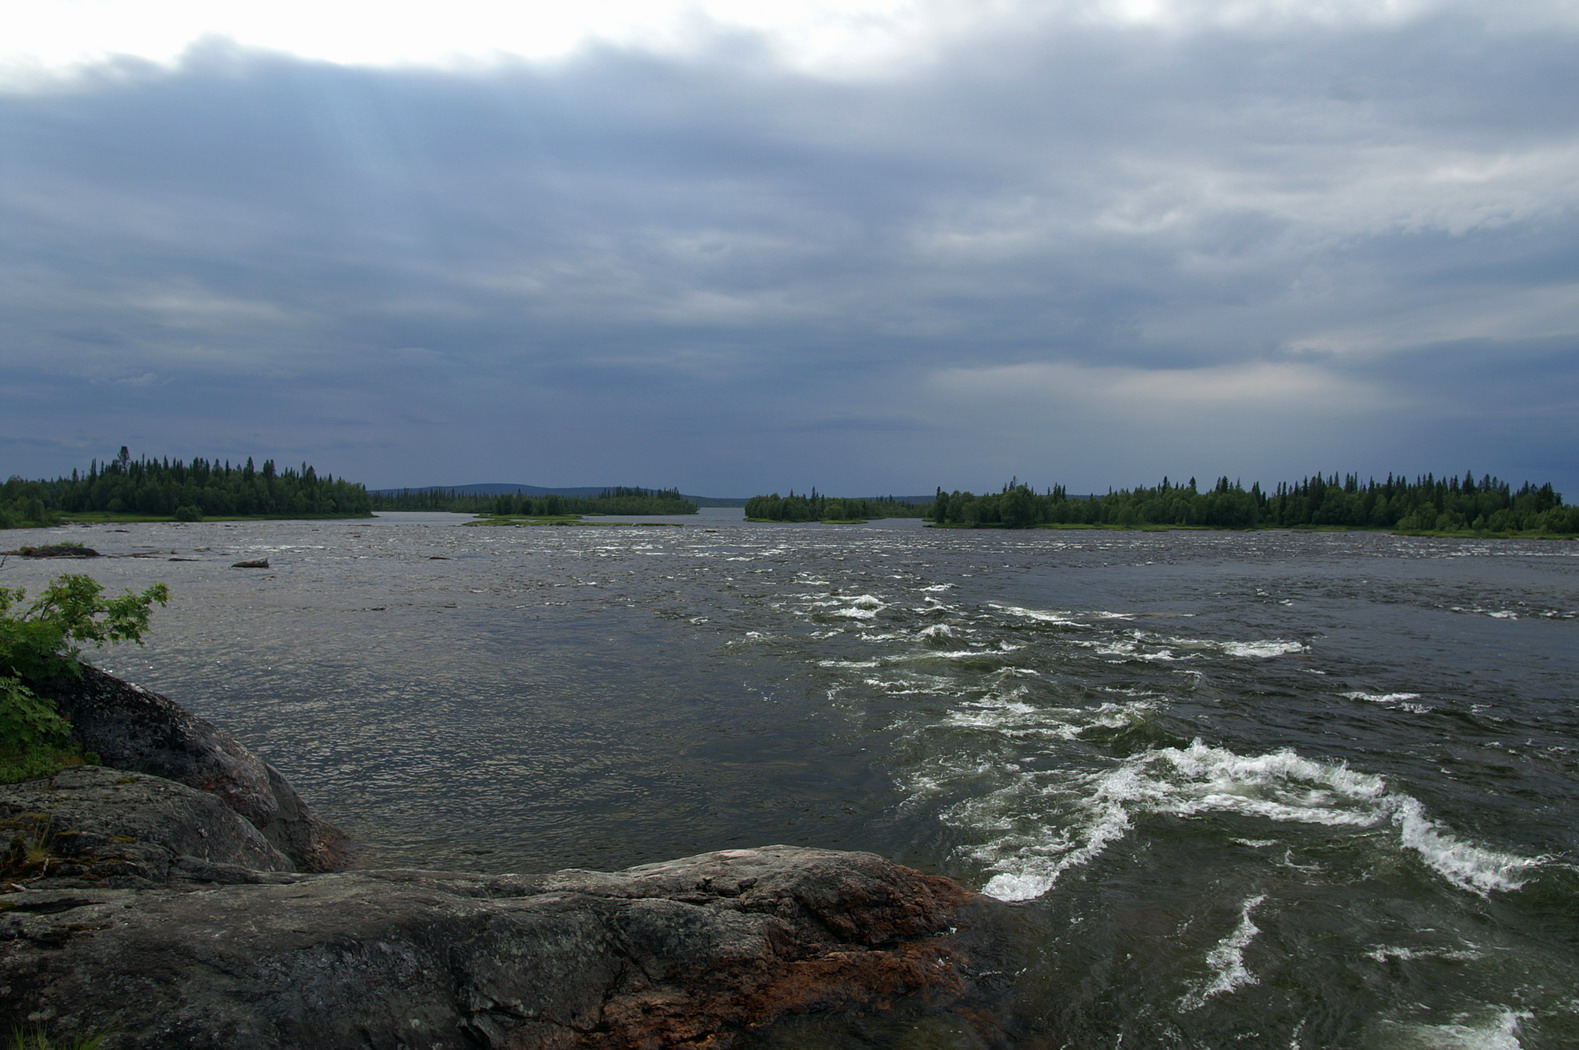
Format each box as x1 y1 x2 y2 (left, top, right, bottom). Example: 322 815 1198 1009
7 511 1577 1048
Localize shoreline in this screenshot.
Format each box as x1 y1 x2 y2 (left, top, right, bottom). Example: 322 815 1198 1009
1 665 1022 1049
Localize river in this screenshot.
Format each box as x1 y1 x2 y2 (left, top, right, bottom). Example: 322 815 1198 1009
6 510 1576 1048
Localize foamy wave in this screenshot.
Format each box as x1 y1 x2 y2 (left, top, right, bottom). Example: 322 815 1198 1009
1342 690 1431 713
937 695 1151 748
808 593 888 619
1452 605 1520 620
1216 639 1307 658
1077 636 1190 661
900 644 1024 662
861 677 937 696
946 699 1041 731
1159 633 1306 658
1383 1009 1531 1050
1179 894 1267 1010
970 740 1541 901
1387 796 1541 894
969 762 1150 902
980 788 1135 902
990 603 1084 627
1363 945 1483 964
827 593 890 618
1078 632 1304 662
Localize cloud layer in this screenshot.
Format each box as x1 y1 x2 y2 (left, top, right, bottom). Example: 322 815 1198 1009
4 2 1577 495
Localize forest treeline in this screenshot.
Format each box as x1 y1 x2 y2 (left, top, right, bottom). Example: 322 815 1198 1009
928 473 1579 533
370 486 698 517
1 448 372 527
744 491 928 522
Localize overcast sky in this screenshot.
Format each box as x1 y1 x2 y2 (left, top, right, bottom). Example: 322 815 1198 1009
4 1 1577 497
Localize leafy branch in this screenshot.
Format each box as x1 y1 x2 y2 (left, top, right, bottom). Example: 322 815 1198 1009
0 575 169 782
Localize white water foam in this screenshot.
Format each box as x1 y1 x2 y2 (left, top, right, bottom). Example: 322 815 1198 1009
1452 605 1520 620
1215 639 1308 658
1363 945 1483 964
943 696 1144 742
1179 894 1267 1010
1342 690 1431 714
1076 634 1191 661
1074 631 1305 663
967 740 1541 901
990 603 1086 627
1383 1009 1531 1050
974 762 1148 901
1386 796 1542 895
827 594 887 619
1152 632 1307 659
900 644 1024 661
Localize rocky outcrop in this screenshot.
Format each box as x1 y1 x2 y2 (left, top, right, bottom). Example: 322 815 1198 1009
28 665 344 871
1 839 1017 1049
0 670 1023 1048
1 765 298 887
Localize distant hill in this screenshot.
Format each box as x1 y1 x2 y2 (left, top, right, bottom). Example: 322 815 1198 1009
371 483 748 507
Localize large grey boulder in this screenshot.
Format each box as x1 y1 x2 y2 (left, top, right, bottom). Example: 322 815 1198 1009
0 844 1017 1049
0 765 296 887
27 665 345 871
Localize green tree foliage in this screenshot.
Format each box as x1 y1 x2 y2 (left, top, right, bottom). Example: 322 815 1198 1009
372 486 699 516
1 448 372 526
0 575 169 782
0 478 58 529
744 490 927 522
927 474 1577 534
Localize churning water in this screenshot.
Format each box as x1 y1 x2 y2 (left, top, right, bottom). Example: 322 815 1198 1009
7 511 1577 1047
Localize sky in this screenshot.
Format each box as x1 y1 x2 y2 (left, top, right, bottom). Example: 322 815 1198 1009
3 1 1577 498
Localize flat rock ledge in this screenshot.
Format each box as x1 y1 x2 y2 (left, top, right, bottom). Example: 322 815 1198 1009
1 839 1015 1049
1 670 1023 1049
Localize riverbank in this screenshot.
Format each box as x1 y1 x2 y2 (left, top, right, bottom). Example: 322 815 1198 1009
1 666 1022 1049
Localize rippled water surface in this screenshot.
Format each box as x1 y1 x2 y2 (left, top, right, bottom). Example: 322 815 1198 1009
8 511 1577 1048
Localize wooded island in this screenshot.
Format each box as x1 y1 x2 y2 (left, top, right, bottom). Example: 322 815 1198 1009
370 486 697 517
1 448 371 527
925 473 1577 534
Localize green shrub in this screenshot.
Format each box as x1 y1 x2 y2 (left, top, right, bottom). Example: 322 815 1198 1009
0 677 78 782
0 575 169 783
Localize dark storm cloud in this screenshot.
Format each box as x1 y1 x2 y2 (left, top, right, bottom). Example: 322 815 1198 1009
3 6 1577 495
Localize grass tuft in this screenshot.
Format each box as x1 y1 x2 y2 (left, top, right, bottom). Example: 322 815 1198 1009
8 1024 106 1050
